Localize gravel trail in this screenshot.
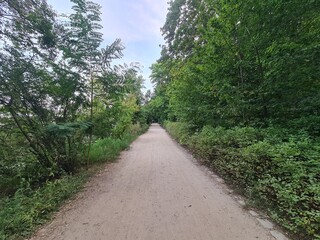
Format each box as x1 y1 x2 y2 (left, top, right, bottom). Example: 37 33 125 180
30 124 278 240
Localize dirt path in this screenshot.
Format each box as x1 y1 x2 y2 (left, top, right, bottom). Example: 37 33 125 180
30 124 281 240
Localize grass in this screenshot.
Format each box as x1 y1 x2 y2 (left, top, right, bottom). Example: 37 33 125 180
0 124 149 240
0 172 89 240
89 136 134 163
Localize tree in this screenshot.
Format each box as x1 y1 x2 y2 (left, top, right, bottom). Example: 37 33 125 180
92 64 145 138
0 0 141 175
153 0 320 130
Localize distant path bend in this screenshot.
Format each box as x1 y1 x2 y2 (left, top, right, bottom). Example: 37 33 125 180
31 124 278 240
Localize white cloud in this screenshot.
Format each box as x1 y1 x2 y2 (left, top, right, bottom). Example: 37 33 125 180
98 0 167 43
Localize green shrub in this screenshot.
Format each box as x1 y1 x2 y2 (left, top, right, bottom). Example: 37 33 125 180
165 121 320 240
127 123 149 136
163 121 194 145
89 137 131 163
0 173 88 240
253 141 320 238
0 147 53 197
287 116 320 137
89 123 149 163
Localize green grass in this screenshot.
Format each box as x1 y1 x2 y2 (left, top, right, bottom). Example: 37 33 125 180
89 122 149 163
0 173 89 240
0 124 149 240
89 136 134 163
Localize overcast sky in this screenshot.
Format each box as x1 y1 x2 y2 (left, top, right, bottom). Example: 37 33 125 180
47 0 168 92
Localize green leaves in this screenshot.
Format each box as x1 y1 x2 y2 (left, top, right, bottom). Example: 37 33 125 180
152 0 320 131
165 122 320 239
157 2 320 238
0 0 145 176
44 121 93 138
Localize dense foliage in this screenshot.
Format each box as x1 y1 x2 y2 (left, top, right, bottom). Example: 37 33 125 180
0 127 148 239
165 122 320 239
0 0 147 193
0 173 88 239
147 0 320 129
0 0 148 237
145 0 320 239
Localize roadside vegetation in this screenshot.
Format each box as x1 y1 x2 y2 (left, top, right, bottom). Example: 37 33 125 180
164 122 319 240
0 126 148 240
0 0 148 239
143 0 320 239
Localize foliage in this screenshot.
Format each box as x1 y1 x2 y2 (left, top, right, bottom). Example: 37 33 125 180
89 123 148 163
141 62 172 124
0 0 123 174
0 173 89 240
0 122 148 240
163 121 195 144
42 121 93 173
0 0 148 237
0 0 146 187
152 3 320 238
92 65 145 138
153 0 320 130
142 95 169 124
164 122 320 239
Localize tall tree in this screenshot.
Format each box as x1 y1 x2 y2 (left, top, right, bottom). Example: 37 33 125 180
156 0 320 129
0 0 136 174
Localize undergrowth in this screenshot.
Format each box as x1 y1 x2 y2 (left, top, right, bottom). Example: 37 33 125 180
164 121 320 240
0 173 88 240
0 123 149 240
89 137 133 163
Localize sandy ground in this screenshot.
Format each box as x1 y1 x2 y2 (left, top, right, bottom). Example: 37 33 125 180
30 124 278 240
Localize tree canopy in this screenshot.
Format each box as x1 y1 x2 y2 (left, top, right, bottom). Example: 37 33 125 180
148 0 320 132
0 0 146 179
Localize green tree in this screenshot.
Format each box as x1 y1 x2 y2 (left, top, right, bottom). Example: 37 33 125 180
0 0 140 175
92 64 145 138
156 0 320 129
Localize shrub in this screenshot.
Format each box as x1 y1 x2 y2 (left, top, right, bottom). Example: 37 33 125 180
165 122 320 240
127 123 149 136
0 173 88 239
163 121 194 145
89 123 149 163
88 137 131 163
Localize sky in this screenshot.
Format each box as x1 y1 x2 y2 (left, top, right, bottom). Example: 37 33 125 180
47 0 169 92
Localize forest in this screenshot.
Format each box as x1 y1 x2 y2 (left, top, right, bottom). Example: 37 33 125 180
144 0 320 239
0 0 148 238
0 0 319 239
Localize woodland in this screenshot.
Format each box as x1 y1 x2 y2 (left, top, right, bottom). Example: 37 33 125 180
0 0 319 239
144 0 320 239
0 0 148 238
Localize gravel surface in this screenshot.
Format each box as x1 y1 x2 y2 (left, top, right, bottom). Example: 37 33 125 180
30 124 277 240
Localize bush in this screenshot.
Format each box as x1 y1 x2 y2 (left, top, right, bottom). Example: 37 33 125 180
89 123 149 163
89 137 132 163
252 141 320 239
163 121 194 145
0 173 88 240
127 123 149 136
165 122 320 240
0 145 53 197
287 116 320 137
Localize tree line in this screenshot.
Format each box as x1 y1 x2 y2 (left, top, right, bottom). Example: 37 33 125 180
147 0 319 131
0 0 147 196
144 0 320 239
